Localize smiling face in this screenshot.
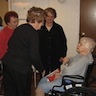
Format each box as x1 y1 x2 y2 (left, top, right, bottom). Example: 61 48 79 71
7 17 19 30
4 11 19 30
45 12 55 24
44 7 57 24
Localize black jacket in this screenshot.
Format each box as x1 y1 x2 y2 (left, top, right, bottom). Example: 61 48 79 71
39 22 67 74
2 23 44 73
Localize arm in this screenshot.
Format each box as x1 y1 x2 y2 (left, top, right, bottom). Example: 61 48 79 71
29 31 44 73
57 25 67 57
60 54 93 77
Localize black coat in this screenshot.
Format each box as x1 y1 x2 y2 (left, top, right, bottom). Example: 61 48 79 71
39 22 67 74
2 23 44 73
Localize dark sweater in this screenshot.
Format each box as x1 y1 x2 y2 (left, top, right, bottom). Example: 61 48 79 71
39 22 67 74
2 23 44 73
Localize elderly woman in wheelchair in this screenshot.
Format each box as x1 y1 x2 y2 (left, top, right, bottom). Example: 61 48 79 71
35 37 96 96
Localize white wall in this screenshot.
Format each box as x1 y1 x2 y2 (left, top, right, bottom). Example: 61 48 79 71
8 0 80 57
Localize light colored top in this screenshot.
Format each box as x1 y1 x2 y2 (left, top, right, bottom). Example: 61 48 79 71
61 53 93 77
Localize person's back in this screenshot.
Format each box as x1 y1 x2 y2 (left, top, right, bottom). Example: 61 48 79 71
4 23 43 72
2 6 45 96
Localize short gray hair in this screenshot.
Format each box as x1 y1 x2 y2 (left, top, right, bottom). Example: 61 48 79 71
80 37 96 52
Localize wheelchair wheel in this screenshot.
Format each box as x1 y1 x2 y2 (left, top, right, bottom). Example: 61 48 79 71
61 87 96 96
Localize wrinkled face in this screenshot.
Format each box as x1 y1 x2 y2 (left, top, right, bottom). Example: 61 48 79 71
76 40 87 53
8 17 19 30
45 12 55 23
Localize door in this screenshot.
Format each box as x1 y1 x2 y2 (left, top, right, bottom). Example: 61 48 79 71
80 0 96 57
80 0 96 88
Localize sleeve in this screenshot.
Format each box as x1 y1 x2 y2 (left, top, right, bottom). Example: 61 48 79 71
61 55 92 76
29 32 44 73
57 26 67 57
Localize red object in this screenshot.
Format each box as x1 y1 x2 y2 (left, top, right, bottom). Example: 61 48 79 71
48 74 55 82
47 69 60 82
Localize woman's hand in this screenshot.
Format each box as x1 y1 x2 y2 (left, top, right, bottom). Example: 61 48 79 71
59 57 69 64
63 57 69 64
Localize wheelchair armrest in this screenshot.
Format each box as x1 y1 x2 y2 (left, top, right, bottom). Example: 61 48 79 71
62 75 84 84
62 75 84 80
52 84 62 91
50 84 64 95
62 75 85 90
51 75 84 91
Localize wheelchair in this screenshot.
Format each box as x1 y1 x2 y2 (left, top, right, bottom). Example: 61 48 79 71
48 75 96 96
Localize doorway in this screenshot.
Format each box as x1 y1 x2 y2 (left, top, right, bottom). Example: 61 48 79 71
80 0 96 90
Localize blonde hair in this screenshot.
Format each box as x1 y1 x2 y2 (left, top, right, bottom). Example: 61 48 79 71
27 6 44 23
80 37 96 52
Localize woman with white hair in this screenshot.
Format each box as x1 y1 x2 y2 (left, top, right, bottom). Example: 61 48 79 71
35 37 96 96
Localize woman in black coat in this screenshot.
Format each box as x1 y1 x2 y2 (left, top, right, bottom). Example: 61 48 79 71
39 7 67 75
2 6 45 96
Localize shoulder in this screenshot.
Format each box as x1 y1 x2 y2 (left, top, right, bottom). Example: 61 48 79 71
53 22 63 28
15 23 35 33
86 53 94 64
0 26 7 32
17 23 31 29
78 53 93 64
53 22 64 33
0 26 8 36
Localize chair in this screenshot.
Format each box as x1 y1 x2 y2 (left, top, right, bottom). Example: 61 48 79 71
84 63 94 87
85 55 96 87
48 62 93 96
61 87 96 96
87 59 96 87
49 75 96 96
49 75 85 96
89 75 96 86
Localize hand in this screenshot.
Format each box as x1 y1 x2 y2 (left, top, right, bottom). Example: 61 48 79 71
63 57 69 64
59 57 64 62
